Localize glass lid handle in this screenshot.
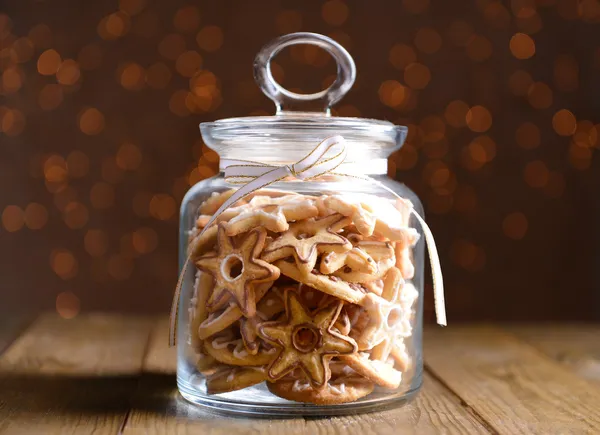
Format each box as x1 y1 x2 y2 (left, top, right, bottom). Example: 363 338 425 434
254 32 356 116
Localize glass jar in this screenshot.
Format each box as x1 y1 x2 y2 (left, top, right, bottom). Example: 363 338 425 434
176 33 426 416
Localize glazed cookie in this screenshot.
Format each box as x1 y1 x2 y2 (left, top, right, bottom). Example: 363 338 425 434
204 334 276 366
339 353 402 389
225 198 319 236
319 246 377 275
262 214 352 276
189 271 214 350
196 225 280 317
257 290 357 388
275 260 367 305
206 366 268 394
267 375 374 405
197 282 274 340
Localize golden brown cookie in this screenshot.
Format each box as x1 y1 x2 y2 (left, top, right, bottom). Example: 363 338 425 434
356 293 404 350
339 353 402 389
188 225 218 258
196 225 280 317
267 375 374 404
332 240 396 283
319 247 377 275
240 315 262 355
189 271 214 350
199 189 238 214
225 198 319 236
197 282 273 340
276 260 367 305
206 366 267 394
262 214 352 276
257 290 357 388
204 335 276 366
324 195 377 237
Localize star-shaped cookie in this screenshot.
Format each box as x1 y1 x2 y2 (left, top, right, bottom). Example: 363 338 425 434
257 290 357 388
261 214 352 275
196 224 280 318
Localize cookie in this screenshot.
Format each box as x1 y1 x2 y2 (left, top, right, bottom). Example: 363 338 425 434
196 225 280 317
275 260 367 305
188 225 218 259
332 241 396 283
189 271 215 350
262 214 352 276
225 198 319 236
356 293 405 350
319 246 377 275
240 315 262 355
267 375 374 405
204 335 276 366
206 366 267 394
197 282 274 340
196 349 219 374
257 290 357 388
324 195 377 237
339 353 402 389
199 189 237 215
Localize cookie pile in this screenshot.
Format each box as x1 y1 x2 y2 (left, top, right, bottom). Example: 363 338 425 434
187 189 420 405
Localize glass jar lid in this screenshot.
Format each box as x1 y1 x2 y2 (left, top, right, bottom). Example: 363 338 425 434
200 33 407 169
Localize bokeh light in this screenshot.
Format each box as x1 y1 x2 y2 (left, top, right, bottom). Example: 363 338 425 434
404 62 431 89
466 106 492 133
50 249 77 280
174 6 200 34
2 205 24 232
78 107 105 135
196 26 224 52
322 0 349 26
37 49 61 75
414 27 442 54
24 203 48 230
56 291 80 319
85 229 109 257
503 212 528 240
510 33 536 59
552 109 577 136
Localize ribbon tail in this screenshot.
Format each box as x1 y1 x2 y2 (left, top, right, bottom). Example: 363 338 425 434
410 211 446 326
169 255 191 347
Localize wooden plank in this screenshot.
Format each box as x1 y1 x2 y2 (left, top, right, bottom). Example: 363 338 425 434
123 317 490 435
0 313 154 435
504 324 600 384
424 325 600 435
0 314 34 357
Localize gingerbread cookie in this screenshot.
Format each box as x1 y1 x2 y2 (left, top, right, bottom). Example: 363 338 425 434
275 260 367 305
225 197 319 236
204 334 276 366
262 214 352 276
206 366 267 394
257 290 357 388
267 375 374 405
196 225 280 317
339 353 402 389
197 282 274 340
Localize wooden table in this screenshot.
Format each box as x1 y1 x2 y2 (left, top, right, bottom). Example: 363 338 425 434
0 314 599 434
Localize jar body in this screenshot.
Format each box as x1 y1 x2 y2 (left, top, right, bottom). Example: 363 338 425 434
177 174 424 415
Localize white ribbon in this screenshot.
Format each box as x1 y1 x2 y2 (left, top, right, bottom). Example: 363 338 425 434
169 135 445 346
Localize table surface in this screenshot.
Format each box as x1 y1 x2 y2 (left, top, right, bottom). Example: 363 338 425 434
0 314 599 435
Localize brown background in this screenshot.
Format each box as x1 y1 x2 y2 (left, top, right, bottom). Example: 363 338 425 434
1 0 599 322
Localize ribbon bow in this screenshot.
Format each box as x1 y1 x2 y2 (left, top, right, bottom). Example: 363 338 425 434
169 135 445 346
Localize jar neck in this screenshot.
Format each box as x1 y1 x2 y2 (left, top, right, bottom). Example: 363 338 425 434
218 158 389 176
